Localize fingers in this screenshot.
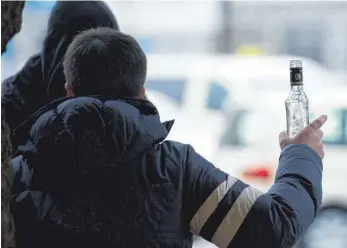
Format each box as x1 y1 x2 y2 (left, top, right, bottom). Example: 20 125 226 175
320 149 325 159
312 130 324 158
307 115 328 131
279 130 289 149
316 142 325 159
279 130 288 140
284 116 327 159
316 129 323 139
315 130 324 159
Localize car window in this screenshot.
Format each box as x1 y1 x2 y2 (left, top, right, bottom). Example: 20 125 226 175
221 110 279 147
221 108 347 147
206 81 229 110
145 79 186 104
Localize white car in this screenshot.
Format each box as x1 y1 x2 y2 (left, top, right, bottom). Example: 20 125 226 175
145 55 347 159
145 55 239 160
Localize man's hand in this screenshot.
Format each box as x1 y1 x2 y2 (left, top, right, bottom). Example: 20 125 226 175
279 115 328 159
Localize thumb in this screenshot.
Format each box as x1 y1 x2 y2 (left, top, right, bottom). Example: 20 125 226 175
279 130 290 149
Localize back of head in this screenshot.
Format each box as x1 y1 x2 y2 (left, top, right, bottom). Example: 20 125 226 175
43 0 119 101
63 27 147 97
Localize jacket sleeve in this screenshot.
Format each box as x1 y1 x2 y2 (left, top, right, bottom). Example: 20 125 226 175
183 144 322 248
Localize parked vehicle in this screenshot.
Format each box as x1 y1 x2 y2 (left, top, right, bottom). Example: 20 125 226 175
145 54 236 160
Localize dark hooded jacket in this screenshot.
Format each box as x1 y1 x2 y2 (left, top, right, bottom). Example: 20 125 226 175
11 96 323 248
1 0 119 151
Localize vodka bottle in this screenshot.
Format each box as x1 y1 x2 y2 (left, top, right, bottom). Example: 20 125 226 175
285 60 309 137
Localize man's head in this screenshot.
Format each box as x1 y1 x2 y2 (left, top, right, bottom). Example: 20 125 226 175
63 27 147 98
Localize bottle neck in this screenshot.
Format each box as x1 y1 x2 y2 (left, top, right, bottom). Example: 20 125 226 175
290 85 303 91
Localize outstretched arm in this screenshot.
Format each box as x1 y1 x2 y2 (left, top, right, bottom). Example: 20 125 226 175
184 144 322 248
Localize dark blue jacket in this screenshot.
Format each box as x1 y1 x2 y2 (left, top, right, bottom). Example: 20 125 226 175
11 96 323 248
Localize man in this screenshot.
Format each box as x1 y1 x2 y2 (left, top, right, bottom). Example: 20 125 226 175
2 0 119 153
11 27 327 248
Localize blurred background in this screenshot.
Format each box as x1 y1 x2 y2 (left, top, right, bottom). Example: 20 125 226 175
2 1 347 248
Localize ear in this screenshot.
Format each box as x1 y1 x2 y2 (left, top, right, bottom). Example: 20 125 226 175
65 82 74 97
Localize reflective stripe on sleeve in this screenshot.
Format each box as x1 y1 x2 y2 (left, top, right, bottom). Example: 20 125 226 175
190 176 238 235
211 185 264 248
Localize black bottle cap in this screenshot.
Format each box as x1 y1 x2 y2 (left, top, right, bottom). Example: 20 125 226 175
290 60 303 86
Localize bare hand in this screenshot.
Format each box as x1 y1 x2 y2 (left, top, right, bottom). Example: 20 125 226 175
279 115 328 159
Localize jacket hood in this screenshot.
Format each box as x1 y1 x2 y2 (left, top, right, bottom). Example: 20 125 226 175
1 1 119 133
42 1 119 102
13 97 174 192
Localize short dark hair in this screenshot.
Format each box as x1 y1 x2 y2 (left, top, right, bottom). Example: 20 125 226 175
63 27 147 97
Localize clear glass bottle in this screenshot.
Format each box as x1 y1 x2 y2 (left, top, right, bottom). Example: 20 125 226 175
285 60 309 138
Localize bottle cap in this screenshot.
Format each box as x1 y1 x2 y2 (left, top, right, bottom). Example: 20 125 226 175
290 60 303 85
290 60 302 69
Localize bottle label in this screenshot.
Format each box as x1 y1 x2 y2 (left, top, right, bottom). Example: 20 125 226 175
290 67 303 86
